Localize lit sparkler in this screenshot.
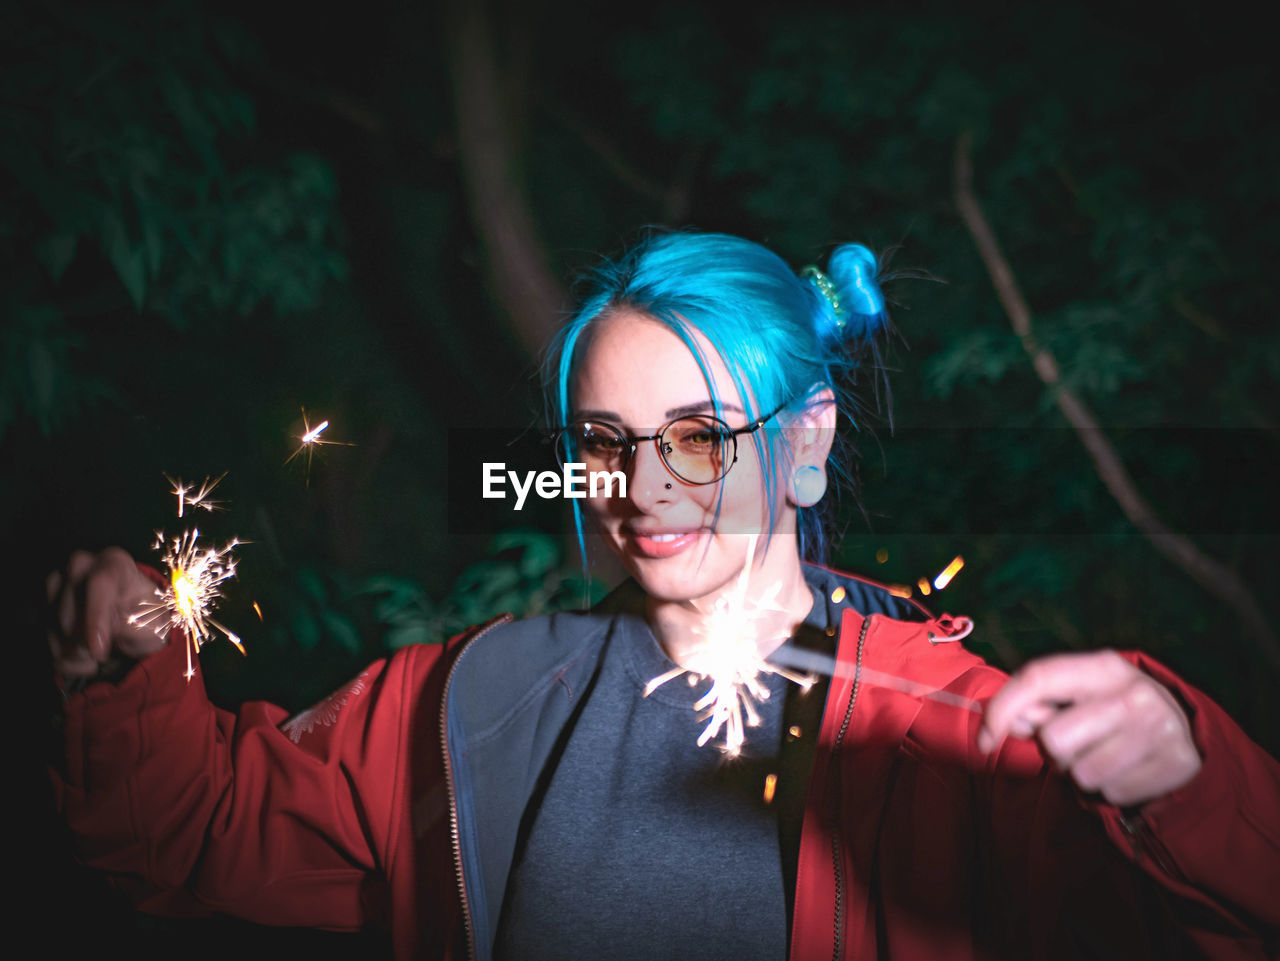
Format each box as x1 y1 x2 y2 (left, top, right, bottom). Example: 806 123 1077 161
132 475 247 681
286 407 354 484
644 535 816 756
767 644 984 715
131 528 245 681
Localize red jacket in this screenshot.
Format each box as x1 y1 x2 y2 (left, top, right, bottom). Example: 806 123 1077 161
53 570 1280 959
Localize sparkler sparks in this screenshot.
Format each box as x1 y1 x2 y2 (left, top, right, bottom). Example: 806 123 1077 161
285 407 354 484
131 527 245 680
644 535 816 756
133 475 247 681
164 472 226 518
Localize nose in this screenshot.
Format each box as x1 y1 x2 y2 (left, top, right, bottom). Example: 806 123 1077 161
625 436 675 512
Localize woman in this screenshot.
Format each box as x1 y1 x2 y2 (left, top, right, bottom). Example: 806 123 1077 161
49 231 1279 959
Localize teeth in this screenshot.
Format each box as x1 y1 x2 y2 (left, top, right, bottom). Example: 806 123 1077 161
647 533 684 542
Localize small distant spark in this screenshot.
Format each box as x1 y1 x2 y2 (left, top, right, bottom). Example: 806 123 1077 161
286 407 354 484
164 472 227 518
644 534 815 756
763 773 778 804
304 420 328 444
933 555 965 591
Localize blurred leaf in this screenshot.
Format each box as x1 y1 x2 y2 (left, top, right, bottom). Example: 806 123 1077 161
386 623 433 649
292 611 320 651
296 568 327 605
923 328 1023 398
320 611 361 654
36 231 78 281
492 528 559 577
100 209 147 309
27 338 55 417
912 65 989 141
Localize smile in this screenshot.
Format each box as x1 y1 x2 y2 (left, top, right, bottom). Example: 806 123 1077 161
628 528 703 559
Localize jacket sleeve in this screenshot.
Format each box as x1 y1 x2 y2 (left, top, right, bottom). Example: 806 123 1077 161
976 650 1280 959
1094 651 1279 954
51 620 447 931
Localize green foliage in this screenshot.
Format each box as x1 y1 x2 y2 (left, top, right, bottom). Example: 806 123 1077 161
363 528 605 649
0 303 112 434
609 4 1277 741
923 327 1023 399
0 2 346 441
239 530 603 680
9 0 1273 753
286 567 363 654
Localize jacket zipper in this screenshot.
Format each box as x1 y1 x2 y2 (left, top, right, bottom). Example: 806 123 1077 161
1119 811 1184 881
440 614 514 961
830 614 871 961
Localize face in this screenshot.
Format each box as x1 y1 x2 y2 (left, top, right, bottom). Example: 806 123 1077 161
571 310 798 606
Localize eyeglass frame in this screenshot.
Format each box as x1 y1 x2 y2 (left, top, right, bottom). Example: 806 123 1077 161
549 401 790 486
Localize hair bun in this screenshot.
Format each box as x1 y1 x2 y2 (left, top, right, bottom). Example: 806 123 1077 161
825 244 886 338
801 243 887 345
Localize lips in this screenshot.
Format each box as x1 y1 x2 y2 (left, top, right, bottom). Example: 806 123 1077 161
627 527 704 559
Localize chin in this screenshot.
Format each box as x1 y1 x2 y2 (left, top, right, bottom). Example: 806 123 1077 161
618 546 742 607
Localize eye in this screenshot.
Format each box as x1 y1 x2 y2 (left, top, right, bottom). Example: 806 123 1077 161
685 430 716 448
575 422 626 454
669 418 727 451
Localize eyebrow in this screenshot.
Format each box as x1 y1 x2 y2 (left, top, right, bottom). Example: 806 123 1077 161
573 400 746 422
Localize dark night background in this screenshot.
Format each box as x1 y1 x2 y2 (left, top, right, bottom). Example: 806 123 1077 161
8 0 1277 956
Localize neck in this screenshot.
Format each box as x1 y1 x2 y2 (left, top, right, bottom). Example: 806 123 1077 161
645 543 814 669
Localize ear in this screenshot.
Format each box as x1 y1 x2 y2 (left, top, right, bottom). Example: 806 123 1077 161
779 386 837 509
788 386 837 472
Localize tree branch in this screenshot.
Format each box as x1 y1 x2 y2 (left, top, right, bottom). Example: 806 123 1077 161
447 0 565 359
954 132 1280 673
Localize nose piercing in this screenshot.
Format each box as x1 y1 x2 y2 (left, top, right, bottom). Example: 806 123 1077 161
665 483 672 490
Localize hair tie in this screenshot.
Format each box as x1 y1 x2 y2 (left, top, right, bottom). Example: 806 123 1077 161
801 265 848 331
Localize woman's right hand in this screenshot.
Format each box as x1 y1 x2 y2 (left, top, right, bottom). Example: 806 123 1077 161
47 548 168 679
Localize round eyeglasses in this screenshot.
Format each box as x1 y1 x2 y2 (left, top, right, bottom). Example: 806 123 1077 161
551 403 786 486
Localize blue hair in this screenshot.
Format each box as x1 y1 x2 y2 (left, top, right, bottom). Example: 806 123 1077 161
544 229 890 565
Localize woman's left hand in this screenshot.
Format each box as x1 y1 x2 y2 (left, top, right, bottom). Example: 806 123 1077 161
978 650 1203 807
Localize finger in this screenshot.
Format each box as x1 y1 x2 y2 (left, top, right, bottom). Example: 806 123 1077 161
45 569 63 605
980 651 1133 752
50 631 100 678
1036 694 1130 769
58 550 96 639
83 547 141 662
1008 701 1057 738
